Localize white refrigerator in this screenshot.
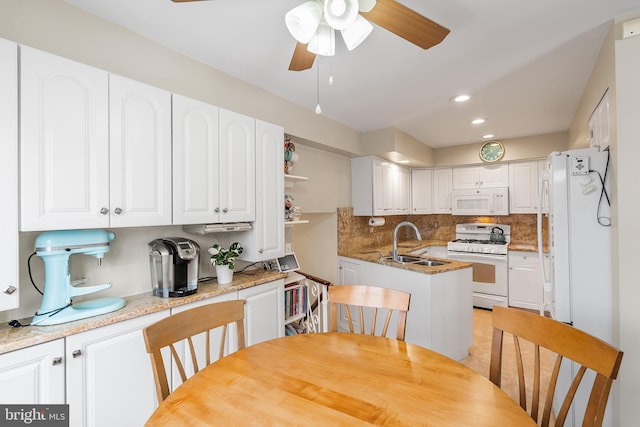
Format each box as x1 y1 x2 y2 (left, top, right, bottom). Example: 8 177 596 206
537 147 613 427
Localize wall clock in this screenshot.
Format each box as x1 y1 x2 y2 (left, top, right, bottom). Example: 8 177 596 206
479 140 505 162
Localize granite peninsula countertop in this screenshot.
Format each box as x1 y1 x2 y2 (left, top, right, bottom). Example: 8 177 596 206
0 269 286 355
342 240 472 275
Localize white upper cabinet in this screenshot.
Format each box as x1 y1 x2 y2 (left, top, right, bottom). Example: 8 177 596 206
173 101 255 224
0 38 18 311
411 169 433 214
394 166 411 215
20 46 110 231
172 94 221 224
218 109 256 222
236 120 284 261
351 156 410 216
20 47 171 230
452 164 508 189
432 168 453 214
508 161 539 214
109 75 172 227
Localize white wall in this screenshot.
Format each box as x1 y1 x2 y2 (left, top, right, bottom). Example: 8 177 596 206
614 31 640 427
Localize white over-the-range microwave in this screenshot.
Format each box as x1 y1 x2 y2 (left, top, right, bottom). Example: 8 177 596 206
451 187 509 216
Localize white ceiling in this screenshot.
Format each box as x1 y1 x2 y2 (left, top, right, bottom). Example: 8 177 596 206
65 0 640 148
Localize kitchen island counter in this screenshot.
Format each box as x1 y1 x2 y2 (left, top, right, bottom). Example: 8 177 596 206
338 254 472 360
0 269 286 355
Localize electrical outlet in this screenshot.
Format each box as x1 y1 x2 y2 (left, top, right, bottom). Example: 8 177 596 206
285 243 292 253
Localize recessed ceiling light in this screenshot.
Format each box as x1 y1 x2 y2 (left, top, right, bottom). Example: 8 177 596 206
453 94 470 103
483 134 495 139
471 118 486 125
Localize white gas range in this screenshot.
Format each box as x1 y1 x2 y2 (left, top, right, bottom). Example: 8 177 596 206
447 223 510 309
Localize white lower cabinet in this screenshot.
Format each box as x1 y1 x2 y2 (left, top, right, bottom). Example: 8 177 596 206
508 251 548 311
239 279 285 346
66 310 169 427
0 339 65 404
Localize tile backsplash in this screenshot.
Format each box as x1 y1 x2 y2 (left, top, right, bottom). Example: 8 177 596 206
337 207 547 255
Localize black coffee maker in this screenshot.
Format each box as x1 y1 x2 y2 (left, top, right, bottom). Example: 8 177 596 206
148 237 200 297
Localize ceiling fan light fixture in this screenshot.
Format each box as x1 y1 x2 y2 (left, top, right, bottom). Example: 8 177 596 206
323 0 359 30
357 0 377 13
308 22 336 56
341 15 373 51
285 1 324 44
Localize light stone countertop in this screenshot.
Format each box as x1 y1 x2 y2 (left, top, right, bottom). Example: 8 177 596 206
0 269 286 355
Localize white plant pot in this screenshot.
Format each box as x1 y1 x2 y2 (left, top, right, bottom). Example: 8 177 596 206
215 264 234 285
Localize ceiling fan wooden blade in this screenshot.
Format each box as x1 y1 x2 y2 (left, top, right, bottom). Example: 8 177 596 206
361 0 450 50
289 42 316 71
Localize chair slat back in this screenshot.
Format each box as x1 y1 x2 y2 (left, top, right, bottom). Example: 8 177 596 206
329 285 410 341
489 306 623 427
143 299 246 402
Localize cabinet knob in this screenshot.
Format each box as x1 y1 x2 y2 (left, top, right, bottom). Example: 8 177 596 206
223 208 229 213
114 207 123 215
214 207 220 213
259 249 263 254
100 207 109 215
52 357 63 366
72 350 82 358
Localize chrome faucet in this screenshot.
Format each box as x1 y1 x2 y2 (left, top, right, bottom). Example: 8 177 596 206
393 221 422 262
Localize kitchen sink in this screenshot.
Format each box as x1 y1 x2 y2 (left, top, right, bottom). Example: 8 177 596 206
394 255 423 263
412 260 448 267
380 255 450 267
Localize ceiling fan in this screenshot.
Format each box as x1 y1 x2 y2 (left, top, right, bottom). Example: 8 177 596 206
171 0 449 72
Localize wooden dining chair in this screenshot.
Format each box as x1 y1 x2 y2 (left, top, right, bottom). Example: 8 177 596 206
329 285 411 341
142 299 246 402
489 306 623 427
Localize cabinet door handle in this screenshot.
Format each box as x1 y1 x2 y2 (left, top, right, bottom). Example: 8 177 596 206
223 208 229 213
3 285 16 295
114 207 123 215
72 350 82 358
100 207 109 215
214 207 220 213
259 249 263 254
52 357 63 366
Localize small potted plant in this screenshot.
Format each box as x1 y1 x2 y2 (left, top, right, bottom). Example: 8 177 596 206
208 242 244 285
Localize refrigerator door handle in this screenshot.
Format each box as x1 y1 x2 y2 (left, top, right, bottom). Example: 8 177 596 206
537 171 552 315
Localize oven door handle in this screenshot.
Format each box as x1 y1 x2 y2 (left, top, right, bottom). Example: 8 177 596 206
448 252 507 263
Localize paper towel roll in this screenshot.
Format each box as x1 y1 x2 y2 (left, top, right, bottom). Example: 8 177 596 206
368 217 385 227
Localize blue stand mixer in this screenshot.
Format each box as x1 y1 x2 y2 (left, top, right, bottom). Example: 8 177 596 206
32 229 126 326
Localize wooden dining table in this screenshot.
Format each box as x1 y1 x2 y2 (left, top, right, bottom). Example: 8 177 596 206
145 332 535 426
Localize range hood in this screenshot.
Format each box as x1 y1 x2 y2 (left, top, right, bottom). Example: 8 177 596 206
183 223 252 235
